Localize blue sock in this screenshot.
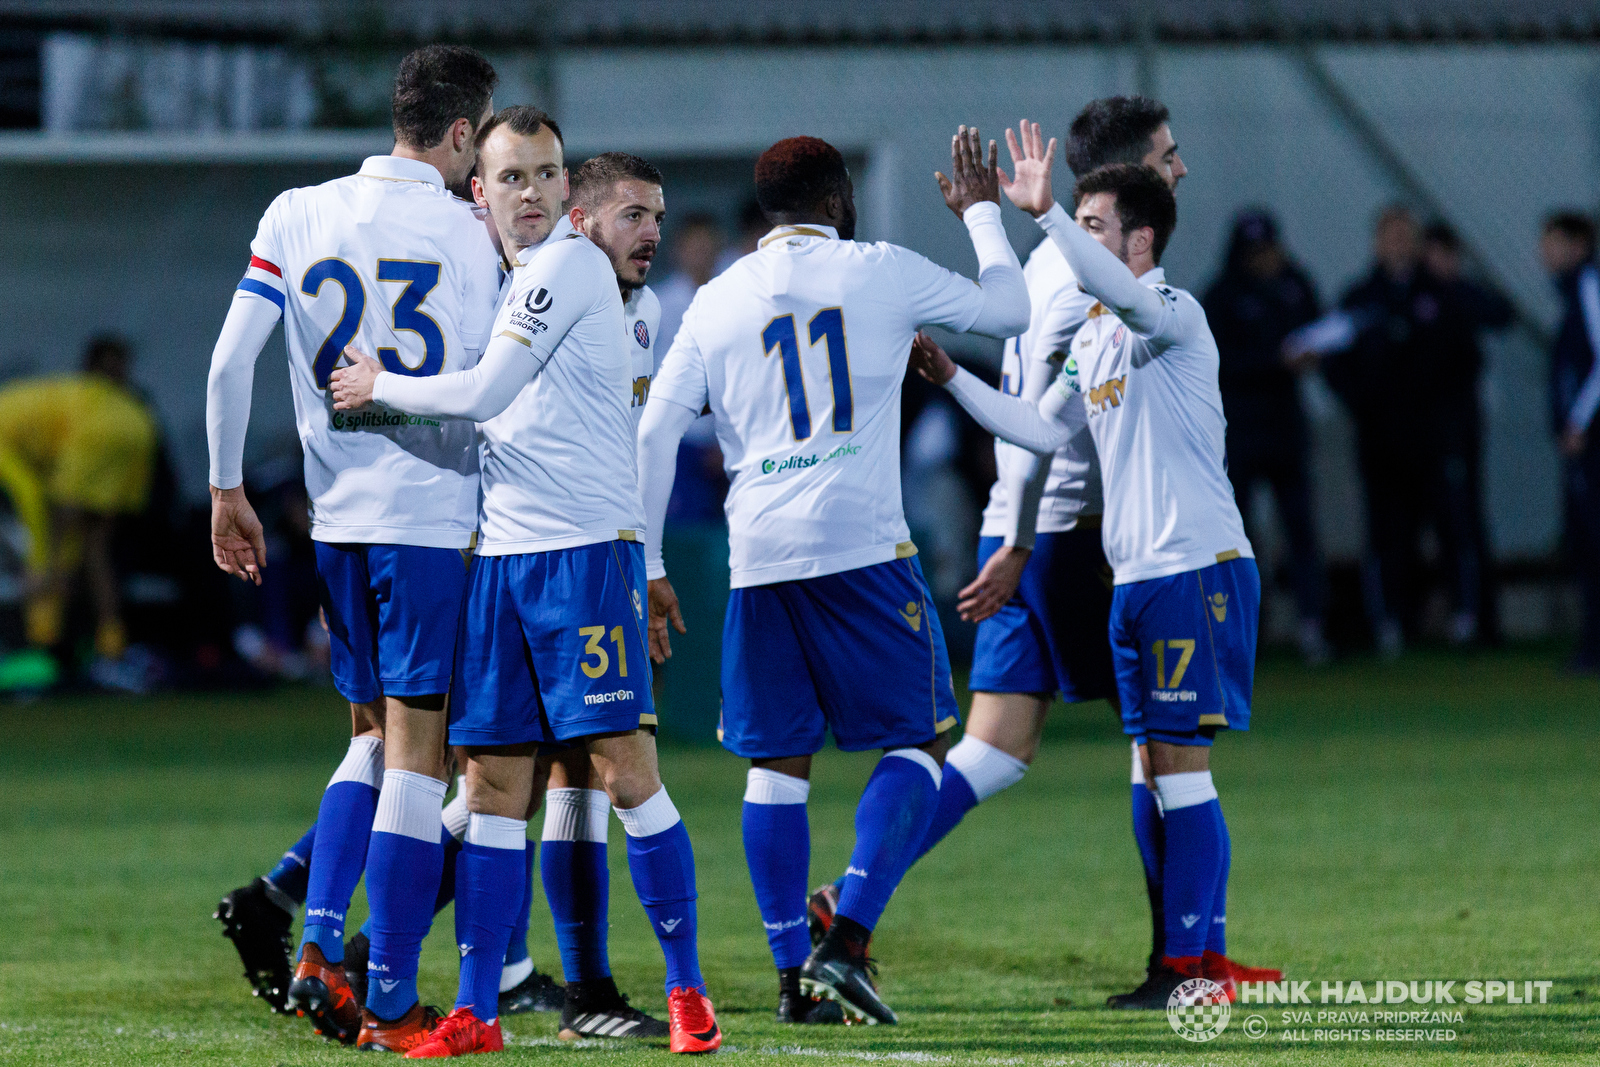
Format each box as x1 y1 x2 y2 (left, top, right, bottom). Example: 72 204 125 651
1206 813 1231 956
617 789 703 995
504 841 536 968
454 815 528 1020
836 750 941 931
911 763 978 865
359 822 460 943
364 770 447 1021
1131 778 1166 963
300 736 384 962
267 824 317 905
1155 772 1225 961
740 769 811 970
541 788 612 981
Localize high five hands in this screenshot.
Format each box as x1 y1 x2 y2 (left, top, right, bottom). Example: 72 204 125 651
936 126 1001 218
997 119 1058 218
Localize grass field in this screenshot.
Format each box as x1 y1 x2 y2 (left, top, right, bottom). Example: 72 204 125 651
2 647 1597 1065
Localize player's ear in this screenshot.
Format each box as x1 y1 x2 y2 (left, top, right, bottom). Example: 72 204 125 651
562 169 570 202
568 205 587 233
471 175 487 208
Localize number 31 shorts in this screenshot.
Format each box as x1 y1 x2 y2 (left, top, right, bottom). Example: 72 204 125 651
449 539 656 747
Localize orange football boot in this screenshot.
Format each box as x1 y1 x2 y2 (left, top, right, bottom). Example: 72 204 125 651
404 1007 503 1058
1205 950 1284 984
667 987 721 1054
285 943 362 1044
357 1002 443 1053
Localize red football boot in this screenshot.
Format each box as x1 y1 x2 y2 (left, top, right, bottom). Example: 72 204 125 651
285 943 362 1044
667 987 722 1054
1201 953 1238 1002
403 1007 503 1059
357 1002 443 1054
1205 950 1283 983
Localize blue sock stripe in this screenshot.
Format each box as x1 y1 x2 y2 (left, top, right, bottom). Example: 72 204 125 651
625 821 704 995
365 828 444 1020
741 800 811 970
1161 798 1226 959
835 753 941 932
455 839 526 1017
299 779 380 961
542 839 611 982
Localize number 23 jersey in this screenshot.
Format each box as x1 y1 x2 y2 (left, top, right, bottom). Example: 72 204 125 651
650 224 996 588
243 155 502 548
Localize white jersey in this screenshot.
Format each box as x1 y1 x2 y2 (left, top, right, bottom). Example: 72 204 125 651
980 235 1102 539
650 223 1001 588
1055 267 1252 583
623 285 662 426
242 155 500 548
474 216 644 555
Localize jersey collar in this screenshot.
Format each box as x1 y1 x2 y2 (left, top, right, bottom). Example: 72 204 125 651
358 155 446 189
759 224 838 247
1138 266 1167 286
512 214 577 267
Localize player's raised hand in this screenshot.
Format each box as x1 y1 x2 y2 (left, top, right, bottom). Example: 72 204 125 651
647 576 687 663
957 543 1030 622
998 119 1058 218
936 125 1001 219
329 346 383 409
909 331 958 385
210 485 266 585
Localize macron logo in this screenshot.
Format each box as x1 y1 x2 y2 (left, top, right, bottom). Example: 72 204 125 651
659 918 682 933
584 688 635 706
378 980 399 993
1181 913 1201 929
459 943 473 958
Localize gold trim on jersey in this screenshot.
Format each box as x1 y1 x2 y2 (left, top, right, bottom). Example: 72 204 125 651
759 226 833 247
1086 302 1108 318
1215 549 1241 563
895 540 919 559
1198 713 1229 726
498 330 532 347
617 530 638 541
638 713 659 727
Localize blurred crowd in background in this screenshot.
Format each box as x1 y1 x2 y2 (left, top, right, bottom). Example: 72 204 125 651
3 198 1600 695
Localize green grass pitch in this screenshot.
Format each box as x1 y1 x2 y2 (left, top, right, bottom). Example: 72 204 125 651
2 648 1597 1064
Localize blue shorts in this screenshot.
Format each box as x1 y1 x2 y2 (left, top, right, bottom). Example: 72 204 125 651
968 527 1116 703
719 555 960 759
314 542 468 705
1109 556 1259 746
449 540 655 747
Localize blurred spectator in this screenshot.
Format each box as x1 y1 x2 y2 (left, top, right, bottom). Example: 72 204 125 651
1322 206 1429 657
1415 221 1513 645
1542 210 1600 669
656 212 725 355
715 197 769 273
1203 209 1330 664
0 335 155 687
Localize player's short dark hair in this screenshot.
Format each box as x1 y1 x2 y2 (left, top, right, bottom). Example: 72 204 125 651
474 104 564 152
83 334 130 375
390 45 498 151
1545 210 1596 252
1067 96 1171 178
754 137 849 218
1073 163 1177 263
569 152 663 213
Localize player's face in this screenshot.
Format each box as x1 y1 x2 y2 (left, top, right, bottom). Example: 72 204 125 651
1141 123 1186 189
587 180 666 289
1076 190 1155 270
474 124 568 253
443 99 495 193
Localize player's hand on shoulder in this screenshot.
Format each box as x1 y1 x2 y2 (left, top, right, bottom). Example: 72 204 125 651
936 125 1001 218
909 332 958 385
329 345 383 410
209 485 266 586
647 576 687 664
957 543 1029 623
998 119 1058 219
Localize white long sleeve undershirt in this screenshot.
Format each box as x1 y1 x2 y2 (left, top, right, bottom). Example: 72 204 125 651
959 201 1031 339
371 329 544 423
206 290 283 490
945 365 1082 455
1036 201 1166 335
637 395 700 579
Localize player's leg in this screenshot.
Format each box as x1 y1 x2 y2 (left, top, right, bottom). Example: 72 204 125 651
801 557 960 1025
495 753 563 1016
214 823 316 1014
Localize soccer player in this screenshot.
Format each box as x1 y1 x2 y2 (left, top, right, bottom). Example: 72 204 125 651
329 106 721 1057
636 130 1030 1025
911 120 1262 1007
806 98 1199 1000
205 45 501 1050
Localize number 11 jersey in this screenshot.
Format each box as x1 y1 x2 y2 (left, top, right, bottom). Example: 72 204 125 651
241 155 501 548
650 223 995 588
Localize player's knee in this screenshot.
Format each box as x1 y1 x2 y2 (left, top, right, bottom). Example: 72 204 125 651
602 763 664 811
946 734 1028 801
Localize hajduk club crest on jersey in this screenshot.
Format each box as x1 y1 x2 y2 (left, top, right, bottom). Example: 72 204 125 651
634 320 650 348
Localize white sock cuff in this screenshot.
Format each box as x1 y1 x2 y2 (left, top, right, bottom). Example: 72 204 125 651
465 812 528 850
945 736 1026 801
441 791 470 841
373 770 448 842
744 767 811 805
614 786 681 838
328 735 384 789
542 788 611 843
884 747 942 790
499 956 535 994
1130 740 1144 786
1154 771 1217 811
